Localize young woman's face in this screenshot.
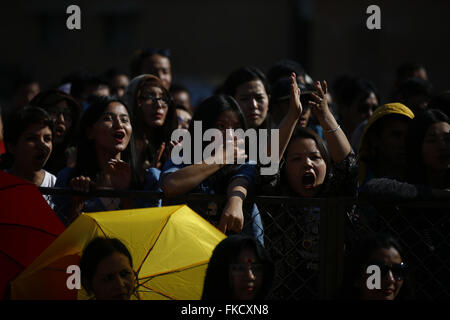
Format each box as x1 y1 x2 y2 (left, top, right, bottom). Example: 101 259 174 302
91 252 135 300
9 124 52 172
230 248 264 300
358 247 405 300
47 100 73 145
234 80 269 129
285 137 327 197
422 122 450 171
88 102 132 156
214 109 242 144
138 85 169 128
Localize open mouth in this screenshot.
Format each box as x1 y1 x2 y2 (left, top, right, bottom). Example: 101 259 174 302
113 131 125 142
55 125 66 136
302 172 315 189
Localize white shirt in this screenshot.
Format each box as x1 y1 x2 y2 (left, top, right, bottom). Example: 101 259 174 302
40 170 57 209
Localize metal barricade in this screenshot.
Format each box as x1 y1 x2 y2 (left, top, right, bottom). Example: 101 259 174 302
40 187 450 300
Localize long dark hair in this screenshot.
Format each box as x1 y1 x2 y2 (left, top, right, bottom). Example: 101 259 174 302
71 96 140 188
406 109 449 185
187 94 247 163
340 233 414 300
222 67 273 130
202 234 275 300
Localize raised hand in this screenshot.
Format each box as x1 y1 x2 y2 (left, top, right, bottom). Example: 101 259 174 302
309 80 330 118
70 175 93 193
107 159 131 190
206 136 248 165
69 175 94 218
289 72 303 119
308 79 352 163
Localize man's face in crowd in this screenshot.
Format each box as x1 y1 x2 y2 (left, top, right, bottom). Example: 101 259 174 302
140 54 172 90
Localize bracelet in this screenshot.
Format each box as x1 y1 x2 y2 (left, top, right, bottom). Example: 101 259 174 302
325 124 341 133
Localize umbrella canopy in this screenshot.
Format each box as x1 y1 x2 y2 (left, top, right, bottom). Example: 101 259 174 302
10 205 226 300
0 171 65 299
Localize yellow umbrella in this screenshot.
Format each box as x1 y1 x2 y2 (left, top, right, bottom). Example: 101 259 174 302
10 205 226 300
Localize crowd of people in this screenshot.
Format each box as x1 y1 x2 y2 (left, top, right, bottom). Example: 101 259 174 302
1 48 449 300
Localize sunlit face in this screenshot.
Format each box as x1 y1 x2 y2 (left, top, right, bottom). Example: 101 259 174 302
9 124 52 172
111 74 130 98
138 85 169 128
358 247 404 300
235 80 269 129
285 138 327 197
230 248 264 300
91 252 135 300
88 102 132 156
373 117 409 167
46 100 73 145
141 54 172 90
422 122 450 171
214 110 242 145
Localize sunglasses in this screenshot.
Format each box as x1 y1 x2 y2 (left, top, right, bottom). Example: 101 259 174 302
139 93 170 107
365 261 407 281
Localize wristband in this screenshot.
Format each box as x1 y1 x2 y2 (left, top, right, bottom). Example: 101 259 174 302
325 124 341 133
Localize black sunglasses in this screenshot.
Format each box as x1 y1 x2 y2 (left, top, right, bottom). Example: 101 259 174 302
139 93 171 106
365 261 407 281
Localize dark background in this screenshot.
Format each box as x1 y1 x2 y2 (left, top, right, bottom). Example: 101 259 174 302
1 0 449 107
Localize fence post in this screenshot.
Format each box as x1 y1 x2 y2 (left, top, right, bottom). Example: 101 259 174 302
319 197 345 299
